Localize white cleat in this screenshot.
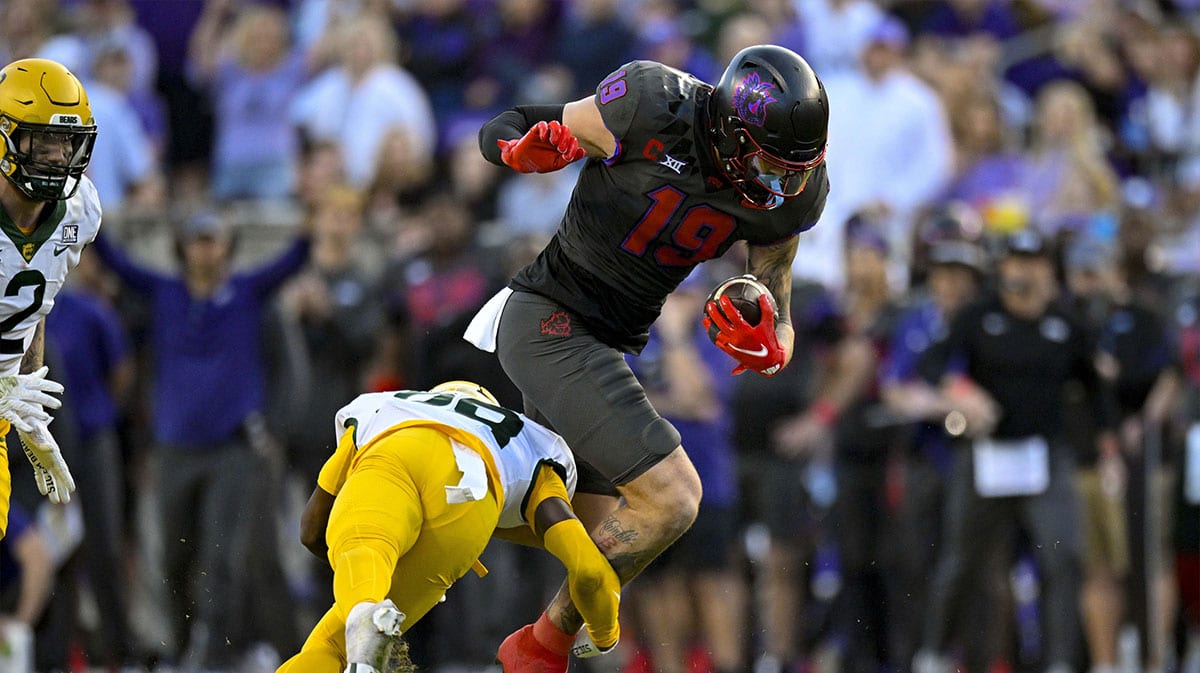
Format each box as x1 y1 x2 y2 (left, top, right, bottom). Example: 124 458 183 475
372 602 405 637
345 599 408 671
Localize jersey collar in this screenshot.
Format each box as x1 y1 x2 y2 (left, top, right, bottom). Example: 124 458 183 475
0 200 67 262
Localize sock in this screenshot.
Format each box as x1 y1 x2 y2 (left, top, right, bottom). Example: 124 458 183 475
531 612 577 657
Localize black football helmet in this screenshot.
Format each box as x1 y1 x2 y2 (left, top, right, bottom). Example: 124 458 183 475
708 45 828 210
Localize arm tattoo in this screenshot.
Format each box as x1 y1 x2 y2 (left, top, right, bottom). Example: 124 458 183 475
19 321 44 374
748 236 799 327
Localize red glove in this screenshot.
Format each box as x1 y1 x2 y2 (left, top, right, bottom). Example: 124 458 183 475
497 120 587 173
702 294 786 376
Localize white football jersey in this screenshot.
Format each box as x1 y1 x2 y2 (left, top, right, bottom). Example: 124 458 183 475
336 390 578 529
0 176 101 376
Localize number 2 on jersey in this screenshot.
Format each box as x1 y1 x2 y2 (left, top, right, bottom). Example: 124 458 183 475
0 270 46 354
621 185 736 266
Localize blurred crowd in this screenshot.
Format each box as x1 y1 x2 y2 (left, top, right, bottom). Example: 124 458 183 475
0 0 1199 673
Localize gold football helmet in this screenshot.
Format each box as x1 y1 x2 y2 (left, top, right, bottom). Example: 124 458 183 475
430 380 500 406
0 58 97 201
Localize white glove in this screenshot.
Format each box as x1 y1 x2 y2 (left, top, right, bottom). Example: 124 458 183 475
0 366 63 433
18 419 74 504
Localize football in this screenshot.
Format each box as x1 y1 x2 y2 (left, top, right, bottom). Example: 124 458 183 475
705 274 778 341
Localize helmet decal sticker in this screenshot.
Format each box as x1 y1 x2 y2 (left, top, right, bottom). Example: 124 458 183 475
732 72 776 127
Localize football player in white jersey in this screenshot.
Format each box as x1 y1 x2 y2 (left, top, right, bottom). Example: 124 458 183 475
0 58 102 533
277 381 620 673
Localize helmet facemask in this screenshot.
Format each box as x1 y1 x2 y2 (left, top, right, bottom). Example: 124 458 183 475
0 116 96 201
718 121 825 210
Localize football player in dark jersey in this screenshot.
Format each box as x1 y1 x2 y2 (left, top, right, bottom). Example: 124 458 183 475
469 44 829 673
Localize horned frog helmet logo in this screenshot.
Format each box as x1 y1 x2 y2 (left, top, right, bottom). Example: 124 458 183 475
732 72 777 127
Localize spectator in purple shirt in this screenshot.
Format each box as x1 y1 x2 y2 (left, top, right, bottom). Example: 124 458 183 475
553 0 636 98
920 0 1020 41
398 0 484 119
475 0 564 106
944 91 1031 223
91 210 310 669
189 0 312 202
128 0 211 177
1021 80 1121 237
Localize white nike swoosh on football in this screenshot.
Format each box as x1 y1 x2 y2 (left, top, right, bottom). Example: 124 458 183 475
729 344 768 357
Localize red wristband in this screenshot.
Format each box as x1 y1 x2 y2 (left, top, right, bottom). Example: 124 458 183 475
809 398 838 427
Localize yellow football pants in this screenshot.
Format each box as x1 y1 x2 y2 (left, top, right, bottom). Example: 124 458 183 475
0 419 11 539
277 427 501 673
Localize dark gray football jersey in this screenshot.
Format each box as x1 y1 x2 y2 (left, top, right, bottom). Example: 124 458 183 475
511 60 829 353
